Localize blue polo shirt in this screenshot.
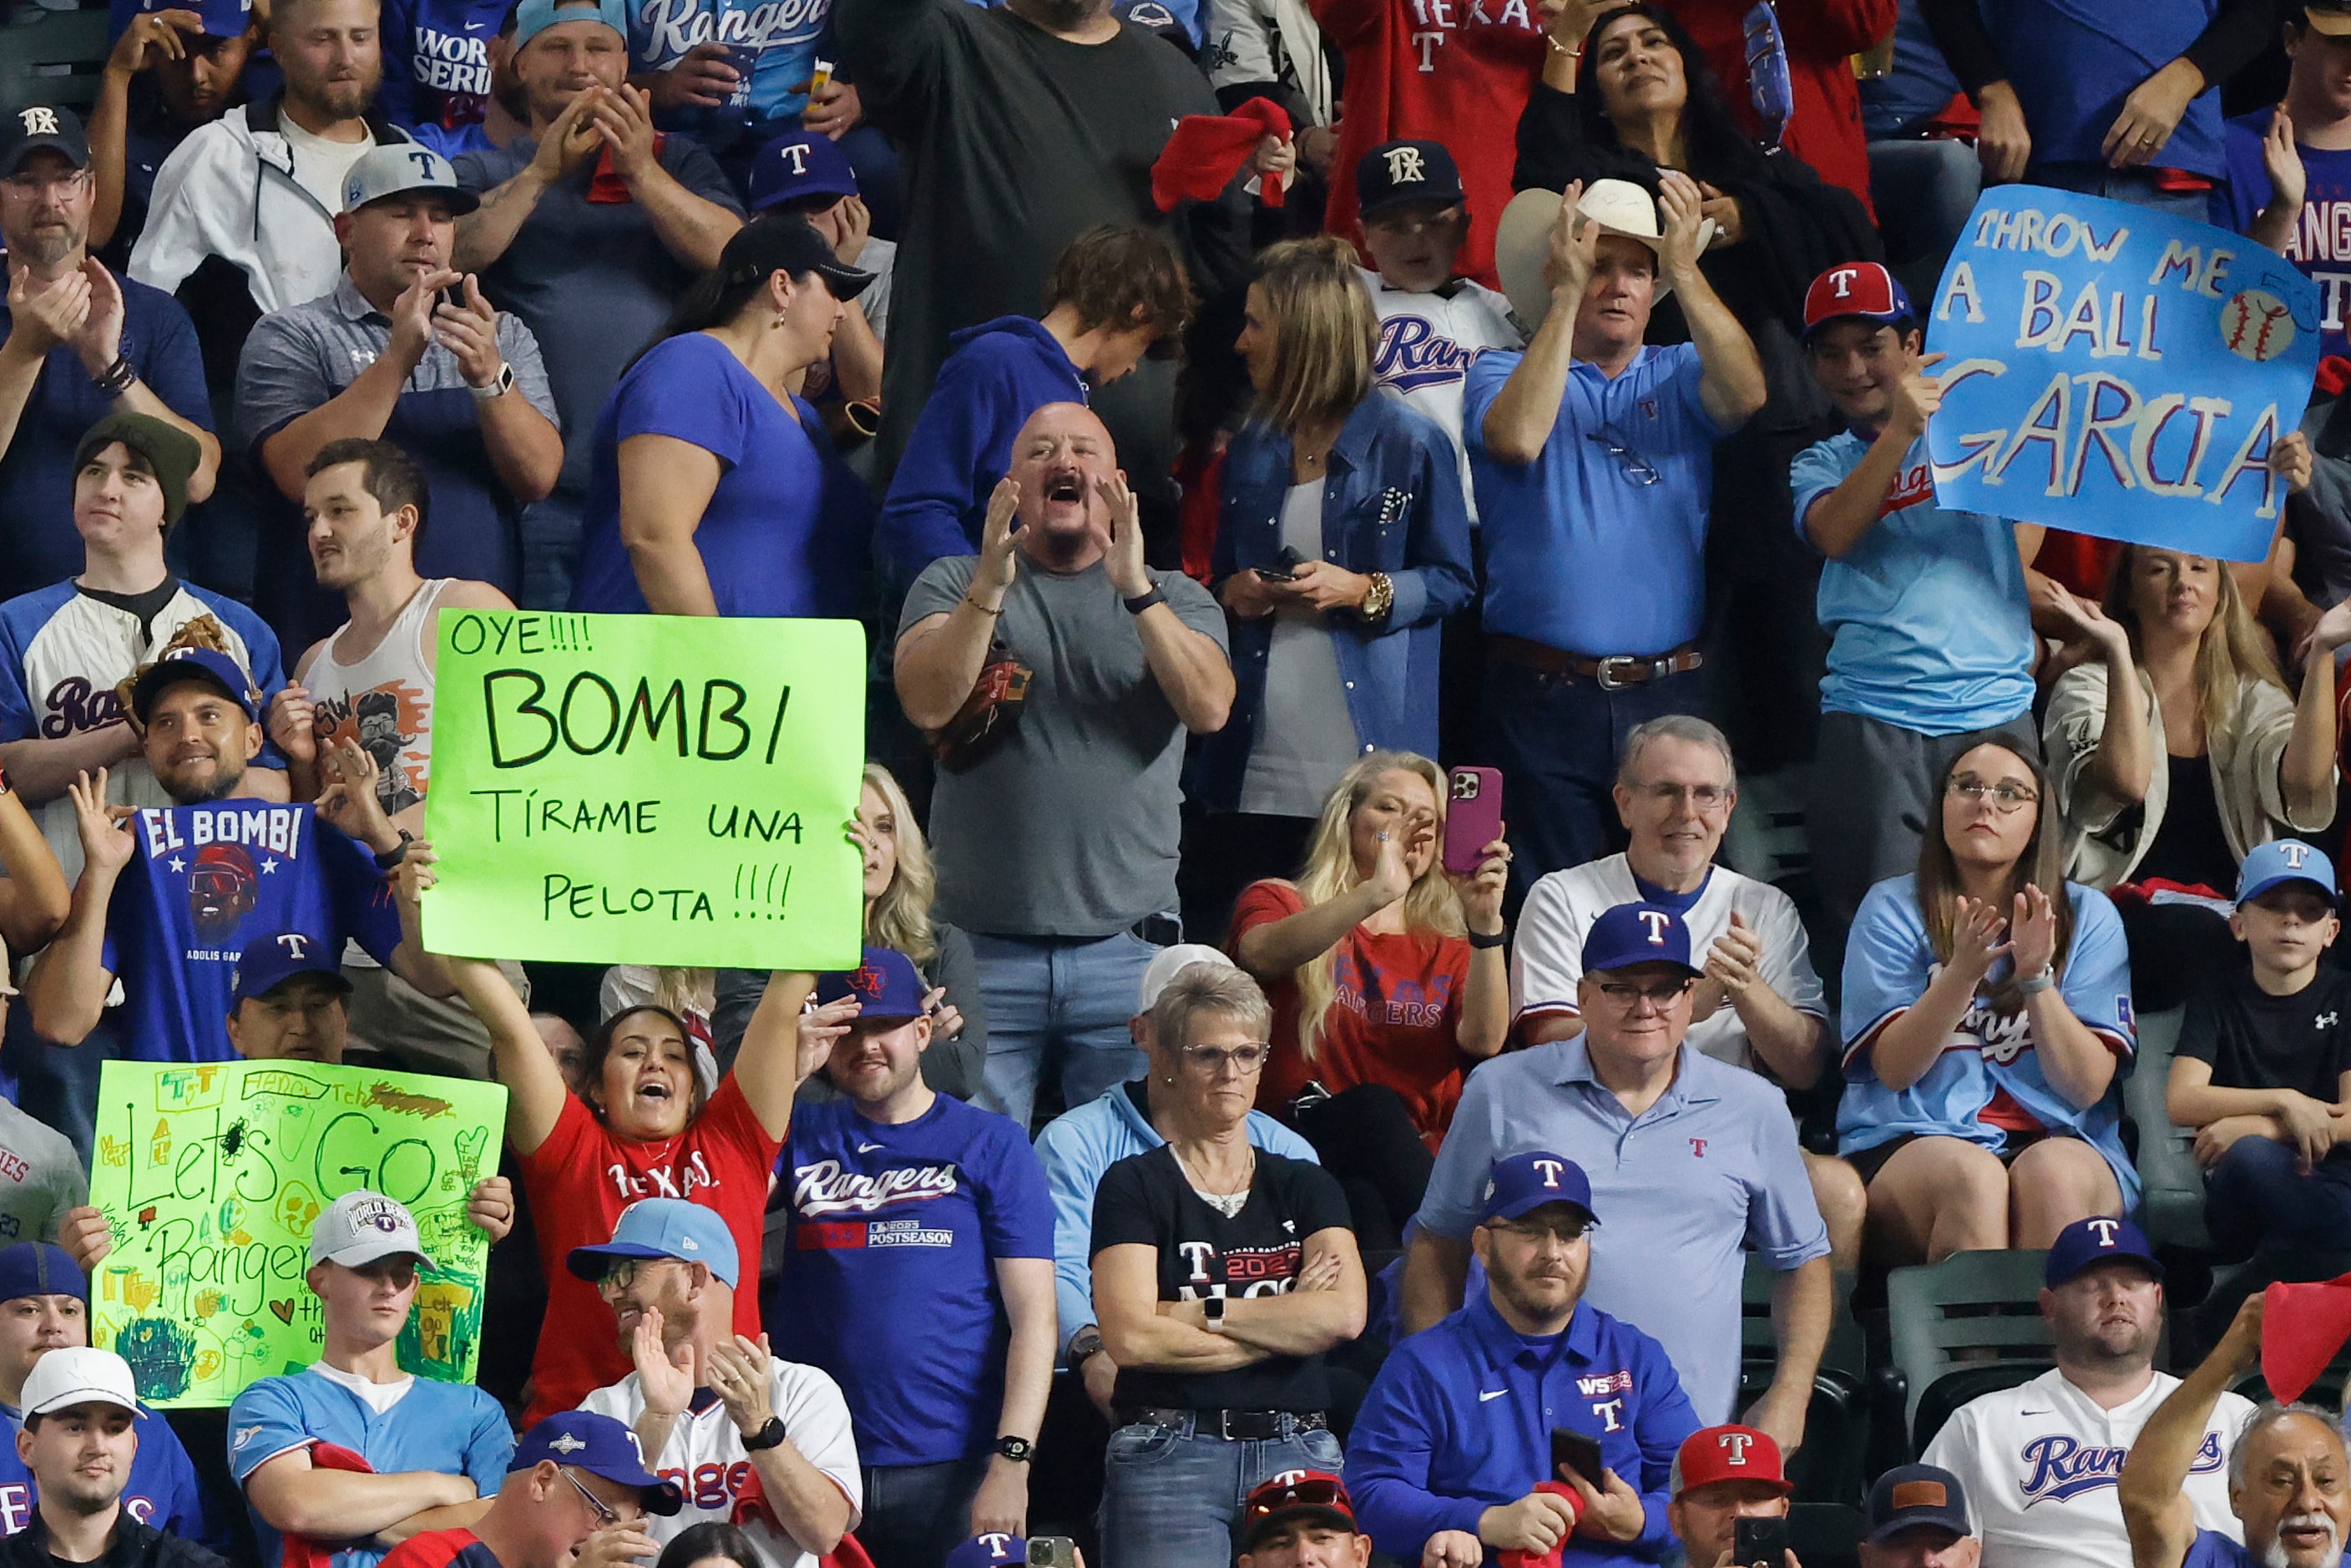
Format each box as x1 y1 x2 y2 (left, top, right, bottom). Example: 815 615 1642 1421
2182 1530 2255 1568
1413 1039 1828 1423
1463 342 1727 657
228 1365 513 1568
1347 1291 1696 1568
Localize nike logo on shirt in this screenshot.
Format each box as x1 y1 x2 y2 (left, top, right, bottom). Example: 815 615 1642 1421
857 1142 882 1153
1479 1389 1507 1402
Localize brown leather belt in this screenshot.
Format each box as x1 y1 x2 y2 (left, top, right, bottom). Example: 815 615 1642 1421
1487 634 1705 690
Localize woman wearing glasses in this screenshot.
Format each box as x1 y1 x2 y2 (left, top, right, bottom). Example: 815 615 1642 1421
1187 235 1474 938
1229 751 1509 1251
1091 964 1365 1568
1838 741 2137 1265
2041 549 2351 1009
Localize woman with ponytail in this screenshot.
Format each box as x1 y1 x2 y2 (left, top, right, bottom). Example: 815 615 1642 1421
1229 750 1509 1248
569 215 879 618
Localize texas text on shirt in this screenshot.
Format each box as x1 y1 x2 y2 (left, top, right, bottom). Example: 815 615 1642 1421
1411 1039 1830 1423
1510 858 1827 1071
1836 876 2141 1209
99 802 400 1062
1921 1366 2250 1568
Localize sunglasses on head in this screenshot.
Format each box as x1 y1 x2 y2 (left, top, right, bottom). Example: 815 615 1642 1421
1246 1475 1354 1524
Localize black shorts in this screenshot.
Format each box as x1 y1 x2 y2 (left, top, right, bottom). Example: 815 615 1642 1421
1848 1128 2048 1186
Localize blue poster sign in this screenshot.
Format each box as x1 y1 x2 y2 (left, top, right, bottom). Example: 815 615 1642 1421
1924 185 2321 562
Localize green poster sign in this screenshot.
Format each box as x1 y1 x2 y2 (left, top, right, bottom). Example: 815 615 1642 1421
88 1060 508 1408
422 611 866 969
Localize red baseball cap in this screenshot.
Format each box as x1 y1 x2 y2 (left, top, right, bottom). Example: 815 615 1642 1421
1802 261 1915 340
1240 1470 1358 1549
1671 1425 1793 1499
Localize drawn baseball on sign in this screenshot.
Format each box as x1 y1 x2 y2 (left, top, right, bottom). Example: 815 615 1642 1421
2221 289 2297 363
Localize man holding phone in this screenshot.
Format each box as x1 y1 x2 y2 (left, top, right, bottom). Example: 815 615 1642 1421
1346 1151 1700 1568
1666 1425 1795 1568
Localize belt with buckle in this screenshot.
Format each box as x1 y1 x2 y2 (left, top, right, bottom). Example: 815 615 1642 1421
1487 634 1704 690
1128 1408 1328 1441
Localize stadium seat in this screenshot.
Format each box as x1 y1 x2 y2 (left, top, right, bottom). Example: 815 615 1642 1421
1739 1257 1868 1503
2126 1006 2211 1250
1719 764 1812 894
1885 1248 2056 1452
0 8 109 115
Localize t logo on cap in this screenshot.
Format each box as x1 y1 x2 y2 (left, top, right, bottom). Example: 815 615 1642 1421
276 933 313 961
1637 909 1671 944
977 1535 1014 1557
1383 145 1426 183
2282 842 2313 868
1827 266 1860 298
19 108 57 136
780 143 811 175
852 965 883 995
1532 1158 1565 1188
2086 1217 2121 1247
1719 1432 1754 1464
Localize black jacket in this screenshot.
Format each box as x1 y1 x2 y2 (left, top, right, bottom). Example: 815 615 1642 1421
0 1512 229 1568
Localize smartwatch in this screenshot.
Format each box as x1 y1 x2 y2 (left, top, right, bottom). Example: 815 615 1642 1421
1202 1296 1228 1333
741 1416 789 1452
1124 585 1167 615
469 362 515 401
994 1436 1035 1464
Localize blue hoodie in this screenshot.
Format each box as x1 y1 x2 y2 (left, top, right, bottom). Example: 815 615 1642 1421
877 316 1087 586
1034 1080 1317 1358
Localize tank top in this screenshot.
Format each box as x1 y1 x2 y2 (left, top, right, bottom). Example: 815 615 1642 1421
305 578 448 820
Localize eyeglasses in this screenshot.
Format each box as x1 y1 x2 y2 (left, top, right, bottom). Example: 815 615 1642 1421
595 1257 680 1292
1243 1474 1355 1527
1636 781 1731 810
1947 777 2040 813
561 1468 641 1528
1181 1044 1270 1075
1486 1216 1591 1245
1 170 88 200
1594 978 1693 1008
1585 427 1661 486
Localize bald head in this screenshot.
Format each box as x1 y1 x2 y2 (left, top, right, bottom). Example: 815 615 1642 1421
2228 1404 2350 1568
1010 402 1119 555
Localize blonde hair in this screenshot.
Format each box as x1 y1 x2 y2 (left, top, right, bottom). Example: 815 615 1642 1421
2103 545 2287 753
640 968 712 1023
1290 752 1465 1063
1249 235 1378 435
1151 965 1275 1059
861 761 938 970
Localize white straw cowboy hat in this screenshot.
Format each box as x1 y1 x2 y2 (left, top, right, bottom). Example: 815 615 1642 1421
1493 177 1717 324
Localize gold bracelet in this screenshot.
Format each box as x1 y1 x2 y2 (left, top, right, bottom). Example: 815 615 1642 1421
963 594 1005 617
1547 34 1580 54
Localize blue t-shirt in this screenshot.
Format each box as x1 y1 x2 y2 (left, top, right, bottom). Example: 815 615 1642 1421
99 802 402 1062
1791 428 2035 734
379 0 507 142
0 1399 212 1549
2216 109 2351 363
629 0 835 133
1464 343 1726 656
228 1366 513 1568
571 332 871 617
1982 0 2225 181
0 278 214 604
2182 1530 2255 1568
768 1093 1054 1468
1838 874 2140 1208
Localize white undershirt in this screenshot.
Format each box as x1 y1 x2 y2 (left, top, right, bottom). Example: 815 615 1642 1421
308 1360 413 1415
278 113 376 219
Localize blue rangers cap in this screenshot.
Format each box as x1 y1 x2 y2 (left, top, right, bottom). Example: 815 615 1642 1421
2043 1216 2163 1288
1480 1151 1598 1226
1580 902 1700 977
231 932 351 1006
566 1197 740 1288
509 1411 684 1514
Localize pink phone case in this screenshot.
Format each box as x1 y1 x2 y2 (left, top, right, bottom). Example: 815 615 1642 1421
1443 767 1504 877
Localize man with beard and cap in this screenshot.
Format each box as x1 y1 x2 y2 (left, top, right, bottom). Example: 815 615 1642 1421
1347 1151 1701 1568
768 948 1054 1568
0 104 219 607
1237 1469 1373 1568
1927 1218 2252 1568
0 1348 225 1567
2121 1295 2351 1568
894 402 1232 1133
377 1411 679 1568
21 645 453 1069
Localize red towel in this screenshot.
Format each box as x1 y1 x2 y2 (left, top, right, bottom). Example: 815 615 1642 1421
1152 97 1291 212
2318 356 2351 399
731 1469 877 1568
2263 1273 2351 1404
281 1443 376 1568
1495 1482 1587 1568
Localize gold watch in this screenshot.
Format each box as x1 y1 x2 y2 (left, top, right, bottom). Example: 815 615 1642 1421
1359 571 1395 625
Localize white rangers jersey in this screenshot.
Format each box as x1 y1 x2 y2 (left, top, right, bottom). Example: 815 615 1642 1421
579 1357 862 1568
1922 1367 2250 1568
1362 266 1524 521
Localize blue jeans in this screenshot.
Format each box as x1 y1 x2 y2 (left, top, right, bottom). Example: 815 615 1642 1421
1479 660 1703 899
2030 163 2210 220
969 930 1157 1130
1097 1416 1343 1568
1868 136 1981 266
857 1457 988 1568
2207 1136 2351 1257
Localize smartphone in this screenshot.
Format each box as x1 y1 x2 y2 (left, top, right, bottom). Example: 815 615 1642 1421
1027 1539 1079 1568
1735 1515 1791 1568
1444 766 1504 878
437 283 466 313
1552 1426 1604 1487
1256 544 1307 583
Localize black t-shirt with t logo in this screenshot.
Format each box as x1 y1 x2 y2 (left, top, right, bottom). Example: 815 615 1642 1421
2179 964 2351 1100
1090 1144 1349 1415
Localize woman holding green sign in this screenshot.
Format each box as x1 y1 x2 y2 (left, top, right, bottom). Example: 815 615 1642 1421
440 951 820 1424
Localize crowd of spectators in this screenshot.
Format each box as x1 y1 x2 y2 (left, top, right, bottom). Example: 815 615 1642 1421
9 0 2351 1565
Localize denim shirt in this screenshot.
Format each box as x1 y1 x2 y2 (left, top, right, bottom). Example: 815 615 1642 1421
1192 393 1474 812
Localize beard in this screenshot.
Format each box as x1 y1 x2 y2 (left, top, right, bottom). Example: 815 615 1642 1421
160 752 249 805
291 62 381 124
2262 1514 2343 1568
11 220 81 271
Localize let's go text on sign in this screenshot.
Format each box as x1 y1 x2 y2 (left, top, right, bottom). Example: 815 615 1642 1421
422 612 867 969
1924 186 2321 562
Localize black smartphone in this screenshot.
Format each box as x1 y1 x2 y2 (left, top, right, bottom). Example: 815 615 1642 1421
1735 1515 1791 1568
1256 544 1308 583
1552 1426 1604 1486
438 283 467 313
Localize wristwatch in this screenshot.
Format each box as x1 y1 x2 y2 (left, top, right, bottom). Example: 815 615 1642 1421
1202 1296 1228 1334
1124 584 1168 615
468 362 514 401
372 828 415 871
994 1436 1035 1464
741 1416 789 1452
1358 571 1395 625
1067 1326 1104 1369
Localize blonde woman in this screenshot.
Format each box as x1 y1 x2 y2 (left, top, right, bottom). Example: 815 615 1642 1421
1229 751 1508 1249
1187 235 1474 926
714 762 985 1099
2041 548 2351 1007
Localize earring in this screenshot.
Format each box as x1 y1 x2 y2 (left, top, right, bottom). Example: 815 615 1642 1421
772 312 789 330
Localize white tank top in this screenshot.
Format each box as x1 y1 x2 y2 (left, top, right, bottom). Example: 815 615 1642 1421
306 578 449 819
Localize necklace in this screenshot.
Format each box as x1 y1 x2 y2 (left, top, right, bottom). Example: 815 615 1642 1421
1172 1141 1256 1217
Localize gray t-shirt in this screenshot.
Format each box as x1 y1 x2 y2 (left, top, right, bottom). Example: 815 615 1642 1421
0 1095 84 1245
902 554 1228 938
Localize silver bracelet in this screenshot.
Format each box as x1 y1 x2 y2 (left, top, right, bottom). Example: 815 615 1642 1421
2016 969 2056 994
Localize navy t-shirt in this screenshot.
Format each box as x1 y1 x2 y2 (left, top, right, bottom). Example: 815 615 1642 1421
0 276 213 604
99 801 401 1062
569 331 872 618
768 1092 1054 1467
2217 108 2351 362
379 0 508 142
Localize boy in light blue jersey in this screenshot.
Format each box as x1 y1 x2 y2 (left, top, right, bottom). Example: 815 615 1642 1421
1790 260 2044 944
